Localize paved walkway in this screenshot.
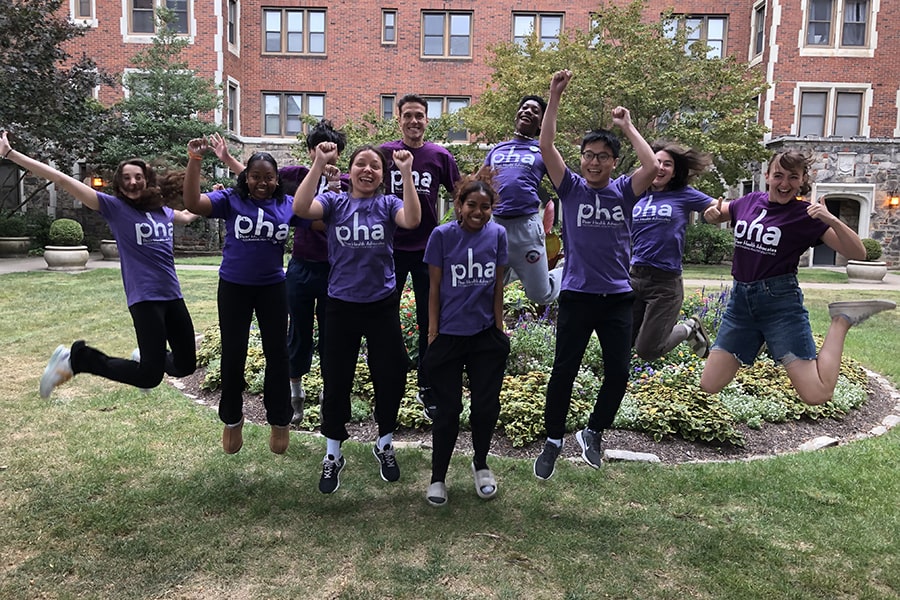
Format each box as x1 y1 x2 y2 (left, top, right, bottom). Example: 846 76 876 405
2 254 899 291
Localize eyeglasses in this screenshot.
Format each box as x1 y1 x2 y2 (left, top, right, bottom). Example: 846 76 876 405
581 150 613 162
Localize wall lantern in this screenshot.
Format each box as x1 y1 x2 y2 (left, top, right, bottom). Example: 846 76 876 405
90 176 105 189
889 192 900 208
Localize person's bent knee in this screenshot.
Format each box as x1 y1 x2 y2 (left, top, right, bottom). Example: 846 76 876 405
798 390 832 406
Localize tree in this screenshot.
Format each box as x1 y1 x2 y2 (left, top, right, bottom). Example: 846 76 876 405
462 0 770 195
96 7 221 171
0 0 112 214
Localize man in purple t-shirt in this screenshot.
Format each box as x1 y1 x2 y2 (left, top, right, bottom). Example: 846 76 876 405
381 94 461 411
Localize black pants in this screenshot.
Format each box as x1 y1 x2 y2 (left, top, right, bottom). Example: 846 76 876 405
320 292 408 442
70 298 196 389
544 290 634 439
394 249 430 387
423 327 510 483
217 278 291 427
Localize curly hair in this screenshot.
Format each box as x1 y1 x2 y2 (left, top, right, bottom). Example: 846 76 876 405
451 166 499 221
651 140 713 190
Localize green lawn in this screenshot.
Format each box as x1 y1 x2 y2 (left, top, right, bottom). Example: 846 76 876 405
1 269 898 599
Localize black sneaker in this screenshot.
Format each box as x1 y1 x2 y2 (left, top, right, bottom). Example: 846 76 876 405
319 454 345 494
575 428 603 469
417 387 437 421
373 443 400 482
533 440 562 480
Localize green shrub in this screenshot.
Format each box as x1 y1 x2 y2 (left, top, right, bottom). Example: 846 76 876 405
0 215 27 236
684 222 733 264
25 212 53 248
861 238 883 261
48 218 84 246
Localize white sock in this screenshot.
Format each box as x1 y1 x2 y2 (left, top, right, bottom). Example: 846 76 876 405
290 380 302 397
547 437 562 448
326 438 342 460
378 433 393 450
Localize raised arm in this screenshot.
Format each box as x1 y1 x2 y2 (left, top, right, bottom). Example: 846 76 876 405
209 132 244 174
809 196 866 260
182 138 214 217
0 130 99 210
539 70 572 189
293 142 334 220
611 107 659 196
703 197 730 224
391 149 421 229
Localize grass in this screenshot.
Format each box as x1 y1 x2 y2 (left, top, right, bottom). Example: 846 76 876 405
1 269 899 599
682 263 853 283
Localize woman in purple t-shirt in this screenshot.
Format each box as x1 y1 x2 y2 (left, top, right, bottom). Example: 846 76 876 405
295 142 420 494
701 150 895 405
421 169 510 507
0 131 199 401
184 139 305 456
630 141 716 361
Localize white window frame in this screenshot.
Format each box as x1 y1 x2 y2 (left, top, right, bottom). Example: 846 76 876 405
421 11 472 59
799 0 878 58
382 10 397 45
422 96 470 142
512 12 563 48
227 80 240 134
793 83 872 138
123 0 194 44
664 15 728 59
262 92 325 138
262 8 326 55
70 0 97 27
380 95 396 121
749 1 765 63
227 0 240 53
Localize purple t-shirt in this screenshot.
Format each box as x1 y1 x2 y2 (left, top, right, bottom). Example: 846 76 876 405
317 191 403 303
557 171 637 295
281 165 349 263
424 221 508 336
484 139 547 217
631 186 714 273
97 192 181 307
206 188 304 286
728 191 830 283
381 140 460 252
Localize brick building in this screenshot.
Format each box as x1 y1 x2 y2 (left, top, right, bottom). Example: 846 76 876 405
6 0 899 264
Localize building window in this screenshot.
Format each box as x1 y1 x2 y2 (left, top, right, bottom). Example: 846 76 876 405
513 13 563 47
131 0 188 34
227 83 239 132
381 95 396 121
382 10 397 44
806 0 869 47
664 15 727 59
0 162 21 210
228 0 238 46
423 96 469 141
74 0 94 20
422 11 471 58
751 3 765 56
263 92 324 137
263 8 326 55
798 89 864 137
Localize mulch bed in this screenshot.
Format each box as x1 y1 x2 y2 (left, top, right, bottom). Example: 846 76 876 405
171 368 899 465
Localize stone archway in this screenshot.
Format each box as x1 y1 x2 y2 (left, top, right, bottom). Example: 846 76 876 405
806 183 875 267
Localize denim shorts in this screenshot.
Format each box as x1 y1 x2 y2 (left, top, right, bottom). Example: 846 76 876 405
712 274 816 366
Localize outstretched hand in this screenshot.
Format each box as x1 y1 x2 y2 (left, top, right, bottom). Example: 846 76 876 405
207 133 230 161
314 141 339 165
704 197 725 223
611 106 632 130
0 130 12 157
549 70 572 97
392 149 413 174
187 137 210 156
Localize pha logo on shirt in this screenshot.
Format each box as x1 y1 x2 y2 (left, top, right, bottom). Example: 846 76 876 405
577 194 627 227
451 248 496 287
488 147 537 167
388 170 433 196
234 208 290 242
632 195 673 222
134 213 173 245
734 209 781 254
335 213 385 247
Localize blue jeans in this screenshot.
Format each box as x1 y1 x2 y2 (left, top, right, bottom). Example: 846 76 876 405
286 258 330 379
713 274 816 366
544 290 634 439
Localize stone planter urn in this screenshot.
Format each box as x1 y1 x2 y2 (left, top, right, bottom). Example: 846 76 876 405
0 236 31 258
43 245 90 271
99 239 119 261
846 259 887 283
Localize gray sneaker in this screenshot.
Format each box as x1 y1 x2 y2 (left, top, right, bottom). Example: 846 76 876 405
290 387 306 425
39 345 73 399
575 428 603 469
686 316 710 358
533 440 562 480
828 300 896 326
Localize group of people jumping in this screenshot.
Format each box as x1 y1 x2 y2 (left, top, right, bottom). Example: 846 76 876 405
3 68 893 507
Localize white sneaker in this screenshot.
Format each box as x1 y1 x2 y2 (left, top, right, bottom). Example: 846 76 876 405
131 348 151 393
828 300 896 326
39 345 73 399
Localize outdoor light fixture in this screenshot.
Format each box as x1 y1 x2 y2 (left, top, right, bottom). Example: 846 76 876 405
889 191 900 208
90 176 104 189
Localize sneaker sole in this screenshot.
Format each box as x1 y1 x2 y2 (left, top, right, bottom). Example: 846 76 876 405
39 345 72 399
575 430 602 469
828 300 897 324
